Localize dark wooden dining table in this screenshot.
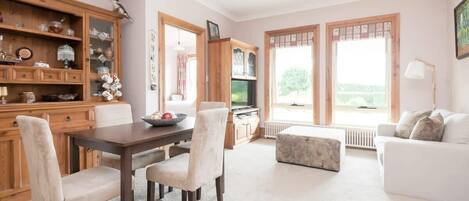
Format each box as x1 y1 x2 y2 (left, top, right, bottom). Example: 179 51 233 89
66 117 198 201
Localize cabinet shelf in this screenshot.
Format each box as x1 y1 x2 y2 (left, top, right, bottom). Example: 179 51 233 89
90 35 113 42
0 23 82 42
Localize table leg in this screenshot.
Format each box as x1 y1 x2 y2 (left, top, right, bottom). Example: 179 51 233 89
69 137 80 174
121 148 133 201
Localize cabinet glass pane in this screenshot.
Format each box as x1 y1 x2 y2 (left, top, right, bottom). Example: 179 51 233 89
89 17 115 97
232 48 245 77
247 52 256 77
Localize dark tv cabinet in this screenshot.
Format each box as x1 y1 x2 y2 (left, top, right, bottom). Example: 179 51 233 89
208 38 260 149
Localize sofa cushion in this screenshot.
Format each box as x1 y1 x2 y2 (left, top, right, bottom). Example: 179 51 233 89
395 110 431 139
442 113 469 144
432 109 455 120
410 113 444 142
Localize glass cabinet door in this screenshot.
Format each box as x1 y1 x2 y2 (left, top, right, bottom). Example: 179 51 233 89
247 52 256 77
88 16 116 98
232 48 245 77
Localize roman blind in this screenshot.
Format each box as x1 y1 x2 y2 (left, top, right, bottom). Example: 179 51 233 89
269 31 314 49
332 21 392 41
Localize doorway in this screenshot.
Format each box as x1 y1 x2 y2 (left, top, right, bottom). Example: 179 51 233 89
158 12 206 116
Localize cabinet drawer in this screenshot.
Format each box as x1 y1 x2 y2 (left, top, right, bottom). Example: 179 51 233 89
65 72 83 83
0 112 42 130
41 70 64 82
0 67 8 81
0 112 22 130
47 108 92 129
12 68 37 82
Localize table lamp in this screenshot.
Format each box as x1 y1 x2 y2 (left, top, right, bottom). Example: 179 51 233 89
0 86 8 104
405 59 436 110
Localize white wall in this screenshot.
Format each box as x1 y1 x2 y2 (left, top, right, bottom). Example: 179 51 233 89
449 0 469 113
165 47 178 100
233 0 451 125
78 0 113 10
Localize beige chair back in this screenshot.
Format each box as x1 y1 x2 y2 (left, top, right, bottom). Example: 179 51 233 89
187 108 229 190
16 116 64 201
199 102 226 111
95 103 133 128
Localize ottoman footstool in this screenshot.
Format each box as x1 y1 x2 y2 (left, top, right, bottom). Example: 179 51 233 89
276 126 346 172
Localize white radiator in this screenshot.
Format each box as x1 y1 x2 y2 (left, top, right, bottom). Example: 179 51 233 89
264 121 376 149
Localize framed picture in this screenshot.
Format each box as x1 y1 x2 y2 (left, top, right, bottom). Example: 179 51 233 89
455 0 469 59
207 20 220 41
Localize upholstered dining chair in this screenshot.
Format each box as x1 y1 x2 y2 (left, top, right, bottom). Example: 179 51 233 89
16 115 123 201
168 102 226 157
96 104 166 174
146 107 229 201
166 102 226 198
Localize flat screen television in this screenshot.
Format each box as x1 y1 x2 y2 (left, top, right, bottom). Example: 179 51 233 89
231 80 256 110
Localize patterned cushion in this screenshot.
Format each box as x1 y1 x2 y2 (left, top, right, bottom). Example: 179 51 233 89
395 110 431 139
410 113 444 142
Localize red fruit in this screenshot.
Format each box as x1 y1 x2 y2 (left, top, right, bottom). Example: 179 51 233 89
162 112 173 120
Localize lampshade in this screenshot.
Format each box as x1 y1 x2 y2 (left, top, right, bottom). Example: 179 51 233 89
405 60 426 79
0 86 7 96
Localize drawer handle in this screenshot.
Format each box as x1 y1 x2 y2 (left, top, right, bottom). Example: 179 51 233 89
72 76 76 79
66 116 72 121
48 75 53 79
13 121 18 127
22 74 26 78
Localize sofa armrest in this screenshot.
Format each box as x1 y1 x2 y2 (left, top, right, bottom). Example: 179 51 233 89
383 140 469 201
376 123 397 137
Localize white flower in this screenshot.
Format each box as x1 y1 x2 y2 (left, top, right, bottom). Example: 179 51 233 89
110 84 118 91
102 91 111 97
115 90 122 97
106 94 113 101
102 83 111 89
115 83 122 89
101 74 113 84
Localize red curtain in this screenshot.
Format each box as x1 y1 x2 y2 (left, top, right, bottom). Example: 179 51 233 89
177 54 188 100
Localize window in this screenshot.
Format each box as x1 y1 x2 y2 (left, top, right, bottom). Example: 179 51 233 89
326 14 400 127
271 46 313 122
333 38 391 127
265 25 319 124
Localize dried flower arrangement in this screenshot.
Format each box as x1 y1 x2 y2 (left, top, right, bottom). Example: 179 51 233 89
99 72 122 101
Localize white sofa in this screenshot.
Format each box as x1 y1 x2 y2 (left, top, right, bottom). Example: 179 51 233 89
375 110 469 201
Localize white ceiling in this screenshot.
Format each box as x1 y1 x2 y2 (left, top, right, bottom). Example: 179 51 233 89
195 0 360 22
165 24 197 51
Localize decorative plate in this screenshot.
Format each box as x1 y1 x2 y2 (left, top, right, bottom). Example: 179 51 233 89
16 47 33 60
141 113 187 127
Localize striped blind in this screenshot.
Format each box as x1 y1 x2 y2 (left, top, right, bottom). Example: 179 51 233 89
270 31 313 49
332 21 392 41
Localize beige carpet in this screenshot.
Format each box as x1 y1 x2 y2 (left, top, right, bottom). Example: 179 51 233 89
120 139 425 201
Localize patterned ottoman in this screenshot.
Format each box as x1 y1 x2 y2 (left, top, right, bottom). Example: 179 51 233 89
276 126 346 172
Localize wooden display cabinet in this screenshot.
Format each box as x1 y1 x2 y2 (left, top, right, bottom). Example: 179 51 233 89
0 0 122 200
208 38 260 149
